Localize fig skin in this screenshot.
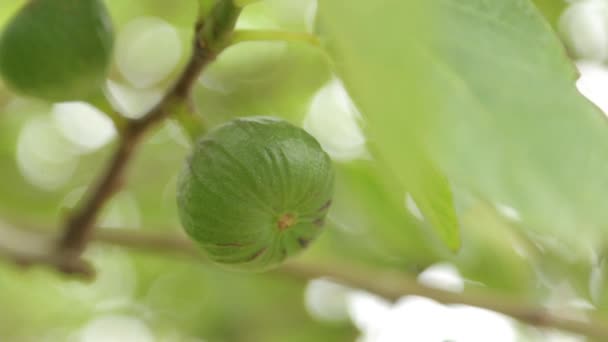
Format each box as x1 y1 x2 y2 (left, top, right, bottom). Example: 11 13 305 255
0 0 114 102
177 117 334 271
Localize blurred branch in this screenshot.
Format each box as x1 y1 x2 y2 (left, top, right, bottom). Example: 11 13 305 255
94 229 608 339
55 1 241 261
0 222 94 279
2 221 608 338
97 230 608 339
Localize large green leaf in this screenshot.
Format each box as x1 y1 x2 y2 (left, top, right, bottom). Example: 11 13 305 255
429 0 608 251
316 1 461 252
318 0 608 257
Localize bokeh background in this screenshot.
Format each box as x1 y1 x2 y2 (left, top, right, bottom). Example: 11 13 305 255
0 0 606 341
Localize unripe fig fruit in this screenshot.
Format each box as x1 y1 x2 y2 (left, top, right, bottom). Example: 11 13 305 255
177 117 334 271
0 0 114 101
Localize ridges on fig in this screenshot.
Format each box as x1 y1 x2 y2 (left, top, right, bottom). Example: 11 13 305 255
177 116 334 271
0 0 114 102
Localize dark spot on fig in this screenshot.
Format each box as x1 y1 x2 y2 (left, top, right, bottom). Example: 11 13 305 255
277 213 297 231
318 200 332 212
298 238 311 248
313 217 325 227
246 247 268 262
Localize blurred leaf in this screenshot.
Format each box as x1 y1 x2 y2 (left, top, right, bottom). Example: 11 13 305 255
426 0 608 253
320 0 608 256
531 0 567 30
329 160 442 268
454 200 537 294
317 1 461 251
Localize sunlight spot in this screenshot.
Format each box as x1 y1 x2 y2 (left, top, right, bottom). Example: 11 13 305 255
346 291 392 335
116 17 182 88
78 315 154 342
417 263 464 293
447 305 516 342
560 0 608 61
305 278 351 322
105 80 162 119
348 293 517 342
576 61 608 114
16 116 79 190
53 101 116 152
404 193 424 221
377 296 451 341
304 78 368 161
495 203 522 222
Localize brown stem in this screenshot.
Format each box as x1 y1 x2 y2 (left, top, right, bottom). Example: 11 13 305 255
56 3 239 257
58 132 142 256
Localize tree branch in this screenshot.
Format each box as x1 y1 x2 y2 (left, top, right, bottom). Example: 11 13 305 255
96 232 608 339
2 222 608 338
89 229 608 339
56 1 241 258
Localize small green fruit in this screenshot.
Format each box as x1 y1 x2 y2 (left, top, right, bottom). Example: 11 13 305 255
177 117 334 271
0 0 114 101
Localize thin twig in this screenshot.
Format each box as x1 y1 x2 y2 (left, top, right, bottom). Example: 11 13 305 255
57 2 240 258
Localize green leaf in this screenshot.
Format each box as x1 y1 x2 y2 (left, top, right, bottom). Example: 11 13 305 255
427 0 608 251
321 0 608 256
531 0 566 30
317 1 461 251
330 160 442 267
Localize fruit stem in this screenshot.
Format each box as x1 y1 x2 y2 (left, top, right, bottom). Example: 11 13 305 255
174 100 208 141
230 29 321 47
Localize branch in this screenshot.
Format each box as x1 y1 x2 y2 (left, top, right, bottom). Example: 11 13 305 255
56 1 241 258
2 222 608 338
95 232 608 339
0 223 93 279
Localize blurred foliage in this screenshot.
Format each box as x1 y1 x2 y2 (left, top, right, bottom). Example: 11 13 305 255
532 0 567 30
1 0 608 341
317 0 608 317
0 1 351 341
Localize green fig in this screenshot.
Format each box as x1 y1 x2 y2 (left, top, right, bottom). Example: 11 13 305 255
0 0 114 101
177 117 334 271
